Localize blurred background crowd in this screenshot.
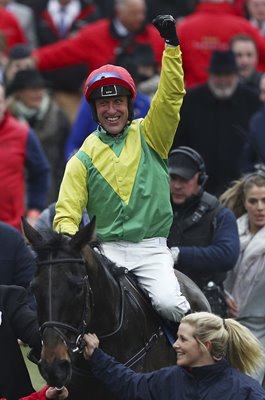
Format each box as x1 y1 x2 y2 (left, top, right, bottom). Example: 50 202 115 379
1 0 265 230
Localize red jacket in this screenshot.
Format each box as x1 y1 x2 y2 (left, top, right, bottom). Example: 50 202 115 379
234 0 247 16
177 2 265 88
33 18 164 72
0 8 26 50
0 112 49 230
0 113 28 229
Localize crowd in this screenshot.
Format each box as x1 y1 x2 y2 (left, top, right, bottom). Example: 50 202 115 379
1 0 265 399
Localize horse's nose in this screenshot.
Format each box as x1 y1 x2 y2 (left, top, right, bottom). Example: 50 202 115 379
39 359 72 387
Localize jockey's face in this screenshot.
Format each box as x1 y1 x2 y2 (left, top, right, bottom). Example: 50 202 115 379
95 95 129 135
244 184 265 234
173 322 214 368
170 173 201 205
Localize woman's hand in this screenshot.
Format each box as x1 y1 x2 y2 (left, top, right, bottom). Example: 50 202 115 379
83 333 100 360
45 386 68 399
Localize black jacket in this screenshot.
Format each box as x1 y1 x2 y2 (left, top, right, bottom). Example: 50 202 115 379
168 192 239 288
0 285 40 400
0 221 36 309
173 83 261 196
87 348 265 400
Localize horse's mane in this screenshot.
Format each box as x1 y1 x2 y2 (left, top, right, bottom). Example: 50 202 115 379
91 242 127 279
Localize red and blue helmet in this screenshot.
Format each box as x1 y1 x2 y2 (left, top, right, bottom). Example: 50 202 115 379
84 64 136 102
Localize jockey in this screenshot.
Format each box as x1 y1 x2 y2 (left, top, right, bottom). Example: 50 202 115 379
53 15 190 323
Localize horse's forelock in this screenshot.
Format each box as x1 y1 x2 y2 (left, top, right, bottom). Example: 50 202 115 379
33 231 77 258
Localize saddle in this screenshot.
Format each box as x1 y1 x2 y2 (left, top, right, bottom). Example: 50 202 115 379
116 268 178 346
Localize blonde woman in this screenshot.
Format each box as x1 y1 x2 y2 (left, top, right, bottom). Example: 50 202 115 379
220 167 265 385
82 312 265 399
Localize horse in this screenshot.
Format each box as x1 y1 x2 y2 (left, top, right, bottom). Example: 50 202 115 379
22 217 210 400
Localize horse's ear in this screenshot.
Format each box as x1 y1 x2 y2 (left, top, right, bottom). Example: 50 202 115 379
69 216 96 251
21 216 44 246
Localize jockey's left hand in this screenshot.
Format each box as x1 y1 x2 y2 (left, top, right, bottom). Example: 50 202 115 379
83 333 99 360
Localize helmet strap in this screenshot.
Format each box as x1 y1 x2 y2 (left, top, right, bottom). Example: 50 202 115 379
89 101 99 122
128 98 134 123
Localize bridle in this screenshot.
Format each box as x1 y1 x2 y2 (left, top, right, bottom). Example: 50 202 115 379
36 254 162 367
36 254 127 353
36 257 92 353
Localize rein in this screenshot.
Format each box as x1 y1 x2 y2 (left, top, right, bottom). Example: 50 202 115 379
97 278 125 339
124 327 163 368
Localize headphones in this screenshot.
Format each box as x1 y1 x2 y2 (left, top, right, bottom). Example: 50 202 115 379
169 146 208 187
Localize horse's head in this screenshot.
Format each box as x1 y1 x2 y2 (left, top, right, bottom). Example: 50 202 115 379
22 217 99 387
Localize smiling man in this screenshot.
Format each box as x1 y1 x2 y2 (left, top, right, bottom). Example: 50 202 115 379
53 15 190 325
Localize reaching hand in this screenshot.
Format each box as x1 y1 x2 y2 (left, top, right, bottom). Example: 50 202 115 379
83 333 100 360
152 15 179 46
45 386 69 400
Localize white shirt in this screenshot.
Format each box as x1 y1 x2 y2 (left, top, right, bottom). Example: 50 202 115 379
47 0 81 33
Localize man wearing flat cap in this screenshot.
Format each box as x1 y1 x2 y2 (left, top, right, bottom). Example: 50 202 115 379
167 146 240 316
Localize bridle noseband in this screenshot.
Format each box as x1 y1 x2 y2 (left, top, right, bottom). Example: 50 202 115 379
36 257 92 353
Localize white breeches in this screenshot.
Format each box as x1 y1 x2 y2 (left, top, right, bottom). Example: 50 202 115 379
102 237 190 323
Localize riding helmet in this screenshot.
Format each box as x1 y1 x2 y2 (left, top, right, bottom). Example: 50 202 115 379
84 64 136 123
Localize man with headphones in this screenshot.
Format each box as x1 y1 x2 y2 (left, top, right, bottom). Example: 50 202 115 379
167 146 240 316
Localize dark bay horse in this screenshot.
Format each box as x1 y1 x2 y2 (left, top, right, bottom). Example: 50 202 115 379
23 217 210 400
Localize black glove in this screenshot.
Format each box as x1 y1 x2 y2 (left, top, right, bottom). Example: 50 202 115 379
152 15 179 46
